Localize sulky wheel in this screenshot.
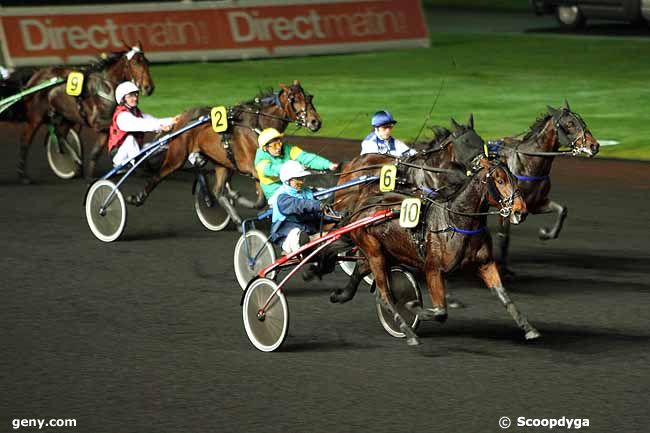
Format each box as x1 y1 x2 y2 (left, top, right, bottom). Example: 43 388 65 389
234 229 276 290
242 278 289 352
194 171 231 231
374 267 422 338
85 179 127 242
46 128 82 179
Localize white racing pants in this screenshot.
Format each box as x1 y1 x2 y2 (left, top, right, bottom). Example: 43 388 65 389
112 135 141 167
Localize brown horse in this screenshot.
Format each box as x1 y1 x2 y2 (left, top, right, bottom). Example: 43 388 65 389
126 80 322 226
346 156 534 346
19 42 154 183
488 101 600 270
327 116 487 303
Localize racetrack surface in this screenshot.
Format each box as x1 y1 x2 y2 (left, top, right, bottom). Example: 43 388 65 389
1 123 649 433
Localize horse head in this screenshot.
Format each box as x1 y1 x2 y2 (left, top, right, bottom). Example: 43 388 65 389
278 80 321 132
474 156 527 225
110 41 154 96
547 101 599 157
426 114 485 168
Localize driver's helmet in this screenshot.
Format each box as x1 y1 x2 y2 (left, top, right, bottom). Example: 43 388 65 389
371 110 397 128
115 81 139 104
258 128 284 149
280 160 310 184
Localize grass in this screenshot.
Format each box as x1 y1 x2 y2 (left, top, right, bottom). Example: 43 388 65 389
140 32 650 160
422 0 528 12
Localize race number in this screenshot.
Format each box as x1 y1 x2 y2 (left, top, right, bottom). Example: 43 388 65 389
65 72 84 96
399 198 421 228
379 165 397 192
211 106 228 133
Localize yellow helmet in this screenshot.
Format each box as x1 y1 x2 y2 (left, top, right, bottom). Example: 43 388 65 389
258 128 284 149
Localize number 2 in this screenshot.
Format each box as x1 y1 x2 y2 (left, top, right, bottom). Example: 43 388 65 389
211 106 228 133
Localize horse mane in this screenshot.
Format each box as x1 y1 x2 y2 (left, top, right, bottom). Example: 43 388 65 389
84 51 126 72
426 126 452 148
240 87 276 106
523 111 552 141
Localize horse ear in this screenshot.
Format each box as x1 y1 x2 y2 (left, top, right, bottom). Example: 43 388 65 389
292 79 300 86
137 40 143 50
467 113 474 129
547 105 558 115
450 117 461 130
121 39 130 48
563 99 570 111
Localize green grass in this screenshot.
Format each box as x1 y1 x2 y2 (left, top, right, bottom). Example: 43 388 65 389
140 32 650 160
422 0 528 12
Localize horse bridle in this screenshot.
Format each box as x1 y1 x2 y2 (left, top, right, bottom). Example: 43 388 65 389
283 85 314 128
552 109 589 154
472 157 519 218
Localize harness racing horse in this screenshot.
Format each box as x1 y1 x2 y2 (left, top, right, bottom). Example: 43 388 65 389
488 101 600 270
19 43 154 183
328 116 486 303
126 80 322 227
346 156 534 346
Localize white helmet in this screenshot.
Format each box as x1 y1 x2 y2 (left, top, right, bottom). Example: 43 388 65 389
115 81 139 104
280 160 310 184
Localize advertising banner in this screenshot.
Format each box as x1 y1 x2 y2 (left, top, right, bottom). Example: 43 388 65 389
0 0 429 66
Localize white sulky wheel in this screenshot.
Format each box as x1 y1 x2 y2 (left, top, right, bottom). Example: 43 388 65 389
194 172 231 231
46 128 82 179
85 179 127 242
337 249 374 285
234 229 276 291
374 267 422 338
242 278 289 352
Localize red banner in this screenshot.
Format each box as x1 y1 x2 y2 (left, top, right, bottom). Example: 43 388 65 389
0 0 429 66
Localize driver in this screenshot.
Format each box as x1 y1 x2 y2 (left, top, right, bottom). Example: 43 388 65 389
268 161 340 254
108 81 179 168
255 127 338 199
361 110 416 157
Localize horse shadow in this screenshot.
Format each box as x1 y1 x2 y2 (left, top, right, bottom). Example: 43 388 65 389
417 320 650 357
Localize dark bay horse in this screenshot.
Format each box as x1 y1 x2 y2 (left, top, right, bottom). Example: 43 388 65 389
346 156 534 346
126 80 321 226
328 116 488 303
19 43 154 183
488 101 600 269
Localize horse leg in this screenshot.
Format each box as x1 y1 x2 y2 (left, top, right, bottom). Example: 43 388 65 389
537 200 568 240
478 261 540 340
408 269 448 323
496 216 516 277
126 148 184 207
18 122 41 184
357 236 420 346
330 258 368 304
224 181 259 209
211 167 242 226
86 133 107 180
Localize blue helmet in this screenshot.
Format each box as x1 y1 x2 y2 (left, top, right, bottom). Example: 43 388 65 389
371 110 397 128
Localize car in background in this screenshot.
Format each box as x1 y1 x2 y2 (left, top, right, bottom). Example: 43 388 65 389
530 0 650 29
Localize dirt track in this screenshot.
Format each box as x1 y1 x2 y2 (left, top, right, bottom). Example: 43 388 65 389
1 123 649 433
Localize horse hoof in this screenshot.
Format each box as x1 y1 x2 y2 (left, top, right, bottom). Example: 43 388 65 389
406 336 421 346
525 329 541 340
434 311 448 323
126 194 145 207
538 227 553 241
405 300 422 312
446 296 466 309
